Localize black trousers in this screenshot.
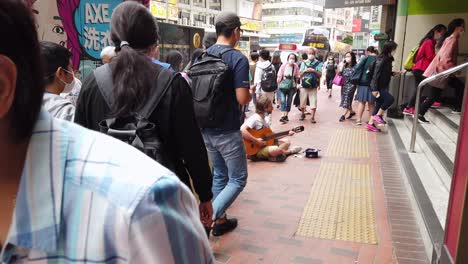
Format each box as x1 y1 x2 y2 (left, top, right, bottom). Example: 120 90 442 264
420 76 465 115
406 69 425 108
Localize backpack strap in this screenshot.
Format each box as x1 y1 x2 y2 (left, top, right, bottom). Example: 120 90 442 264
94 64 114 109
138 68 180 119
217 48 235 58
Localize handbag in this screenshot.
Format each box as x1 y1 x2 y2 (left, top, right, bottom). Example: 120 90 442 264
332 74 344 86
279 78 293 92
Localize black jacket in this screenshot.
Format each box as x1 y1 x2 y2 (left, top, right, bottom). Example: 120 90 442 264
75 64 213 202
370 54 394 92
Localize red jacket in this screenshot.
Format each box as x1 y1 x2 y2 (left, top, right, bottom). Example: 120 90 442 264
412 39 436 72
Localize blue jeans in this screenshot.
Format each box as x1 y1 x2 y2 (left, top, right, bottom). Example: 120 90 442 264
278 88 296 112
202 130 248 220
372 89 394 116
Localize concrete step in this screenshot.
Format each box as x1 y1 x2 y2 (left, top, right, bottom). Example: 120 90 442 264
391 118 450 227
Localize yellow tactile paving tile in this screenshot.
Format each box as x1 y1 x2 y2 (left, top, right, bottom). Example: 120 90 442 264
326 129 370 158
296 163 378 244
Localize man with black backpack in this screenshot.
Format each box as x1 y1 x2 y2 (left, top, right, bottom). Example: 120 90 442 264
299 48 323 123
254 49 277 103
188 12 251 236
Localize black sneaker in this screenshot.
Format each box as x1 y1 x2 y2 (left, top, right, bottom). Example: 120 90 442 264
347 112 356 119
280 116 287 123
339 115 345 122
212 218 238 236
300 113 306 121
284 116 289 122
418 115 429 123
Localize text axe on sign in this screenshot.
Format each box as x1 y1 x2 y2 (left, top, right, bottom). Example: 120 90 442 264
76 1 121 60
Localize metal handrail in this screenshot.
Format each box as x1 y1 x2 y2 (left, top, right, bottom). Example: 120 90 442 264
410 62 468 152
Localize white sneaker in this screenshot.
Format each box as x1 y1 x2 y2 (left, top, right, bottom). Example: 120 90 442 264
290 146 302 155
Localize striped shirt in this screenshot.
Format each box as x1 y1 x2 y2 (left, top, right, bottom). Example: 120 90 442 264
1 111 214 263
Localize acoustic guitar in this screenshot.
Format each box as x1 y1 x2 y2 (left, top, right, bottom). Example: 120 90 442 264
244 126 305 156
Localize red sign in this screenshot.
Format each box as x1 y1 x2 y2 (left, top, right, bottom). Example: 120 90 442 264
445 94 468 260
352 19 362 32
278 44 297 50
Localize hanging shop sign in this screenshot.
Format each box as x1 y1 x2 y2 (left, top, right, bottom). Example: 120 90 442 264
240 18 262 32
325 0 395 8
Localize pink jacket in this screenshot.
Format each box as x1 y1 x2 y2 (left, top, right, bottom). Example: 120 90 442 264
277 63 300 84
424 35 458 78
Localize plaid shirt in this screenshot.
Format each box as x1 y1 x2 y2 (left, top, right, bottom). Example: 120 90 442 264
1 111 214 263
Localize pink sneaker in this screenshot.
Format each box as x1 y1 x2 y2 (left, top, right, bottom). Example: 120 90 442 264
402 108 414 115
432 102 441 108
372 115 386 124
366 124 381 132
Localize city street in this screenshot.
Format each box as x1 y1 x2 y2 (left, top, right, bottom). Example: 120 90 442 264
210 87 428 264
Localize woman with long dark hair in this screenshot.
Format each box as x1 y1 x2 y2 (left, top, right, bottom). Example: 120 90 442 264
367 41 400 132
354 46 378 125
276 53 300 123
420 18 465 120
75 1 214 230
338 51 357 122
271 52 282 107
402 24 447 116
165 50 184 72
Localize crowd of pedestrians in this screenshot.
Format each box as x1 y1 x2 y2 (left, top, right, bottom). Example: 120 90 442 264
0 0 466 262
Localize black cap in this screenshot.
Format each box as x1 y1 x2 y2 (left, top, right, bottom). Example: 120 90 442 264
215 12 242 29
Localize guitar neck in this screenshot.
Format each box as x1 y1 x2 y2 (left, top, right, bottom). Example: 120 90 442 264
263 130 289 141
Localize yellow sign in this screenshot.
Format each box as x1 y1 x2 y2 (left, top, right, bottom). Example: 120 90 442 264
193 33 201 49
240 18 262 32
309 43 326 49
150 0 178 21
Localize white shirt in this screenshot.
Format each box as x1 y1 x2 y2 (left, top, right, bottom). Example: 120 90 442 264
42 93 75 121
244 113 270 130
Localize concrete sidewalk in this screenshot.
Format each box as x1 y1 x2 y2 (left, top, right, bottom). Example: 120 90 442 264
209 87 428 264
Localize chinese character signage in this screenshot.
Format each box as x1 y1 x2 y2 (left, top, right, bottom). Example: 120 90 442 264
324 0 395 8
240 18 262 32
74 0 121 60
150 0 179 21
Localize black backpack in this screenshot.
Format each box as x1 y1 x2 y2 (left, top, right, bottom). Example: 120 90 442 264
187 48 234 128
260 64 278 92
94 64 178 170
301 60 320 89
366 59 377 86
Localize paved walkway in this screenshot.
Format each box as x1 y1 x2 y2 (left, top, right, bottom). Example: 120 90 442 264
209 87 429 264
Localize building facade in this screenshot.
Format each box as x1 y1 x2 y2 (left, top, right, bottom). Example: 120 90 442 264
261 0 325 47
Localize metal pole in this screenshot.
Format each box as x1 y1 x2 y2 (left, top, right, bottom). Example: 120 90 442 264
409 79 421 152
409 62 468 152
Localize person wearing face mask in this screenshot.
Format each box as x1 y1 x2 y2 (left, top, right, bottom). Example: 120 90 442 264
401 24 447 117
325 56 337 98
421 18 466 119
367 41 401 132
277 53 300 123
338 51 357 122
40 41 76 121
299 48 323 123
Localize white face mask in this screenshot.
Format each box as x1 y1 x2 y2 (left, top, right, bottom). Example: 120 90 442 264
345 57 351 63
308 54 315 61
59 69 75 93
289 59 295 64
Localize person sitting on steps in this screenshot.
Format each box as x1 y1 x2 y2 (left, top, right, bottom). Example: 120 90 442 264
241 96 302 162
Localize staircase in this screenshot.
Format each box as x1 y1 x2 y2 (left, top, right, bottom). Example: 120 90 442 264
388 106 460 262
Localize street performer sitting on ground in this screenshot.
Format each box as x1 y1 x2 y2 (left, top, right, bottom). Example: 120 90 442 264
241 95 302 162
